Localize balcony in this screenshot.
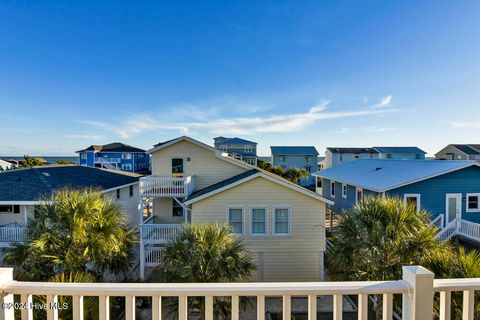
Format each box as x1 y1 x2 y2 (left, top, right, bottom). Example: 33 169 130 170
140 222 182 244
139 175 195 198
0 227 26 247
94 157 121 163
0 266 478 319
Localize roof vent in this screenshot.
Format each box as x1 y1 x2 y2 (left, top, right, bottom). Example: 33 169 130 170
375 167 382 171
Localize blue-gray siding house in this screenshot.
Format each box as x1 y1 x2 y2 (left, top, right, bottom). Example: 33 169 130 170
313 159 480 225
77 142 149 173
213 137 258 166
373 146 426 160
271 146 319 188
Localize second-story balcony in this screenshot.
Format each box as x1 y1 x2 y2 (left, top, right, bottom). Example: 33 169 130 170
139 175 195 198
94 157 121 163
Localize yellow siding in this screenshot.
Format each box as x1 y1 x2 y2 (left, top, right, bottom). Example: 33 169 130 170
150 140 247 190
152 198 184 224
190 176 326 281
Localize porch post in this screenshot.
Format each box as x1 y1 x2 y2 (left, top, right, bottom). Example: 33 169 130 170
402 266 434 320
23 205 28 224
0 268 14 320
139 237 145 281
319 251 325 281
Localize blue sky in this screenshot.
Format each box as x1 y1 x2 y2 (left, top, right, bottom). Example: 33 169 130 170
1 1 479 156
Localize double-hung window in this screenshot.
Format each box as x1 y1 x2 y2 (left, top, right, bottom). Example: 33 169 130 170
330 181 336 198
273 207 290 236
227 207 244 235
466 193 480 213
244 145 253 153
122 153 132 160
251 207 267 236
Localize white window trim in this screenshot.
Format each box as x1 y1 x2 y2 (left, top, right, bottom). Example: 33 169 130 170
404 194 421 212
226 206 245 236
342 184 347 199
244 145 254 153
466 193 480 213
250 206 268 236
330 181 336 198
272 206 291 236
356 188 364 205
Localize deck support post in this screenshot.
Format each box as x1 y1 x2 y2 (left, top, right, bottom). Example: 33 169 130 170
402 266 434 320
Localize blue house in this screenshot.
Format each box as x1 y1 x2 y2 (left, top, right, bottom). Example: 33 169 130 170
76 142 149 173
313 159 480 227
271 146 319 188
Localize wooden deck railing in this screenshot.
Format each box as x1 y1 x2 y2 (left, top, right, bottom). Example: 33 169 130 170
139 176 195 197
0 227 26 244
1 266 479 320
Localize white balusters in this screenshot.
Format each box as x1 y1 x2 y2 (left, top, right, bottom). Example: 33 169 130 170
125 296 135 320
439 291 451 320
382 293 393 320
72 295 84 320
46 294 59 320
282 294 291 320
257 295 265 320
139 176 194 197
333 294 342 320
358 293 368 320
308 294 317 320
178 295 188 320
152 296 162 320
463 290 474 320
205 296 214 320
99 295 109 320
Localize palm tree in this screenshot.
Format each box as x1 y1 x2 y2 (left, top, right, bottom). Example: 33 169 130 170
159 224 256 319
284 167 309 184
4 188 137 281
327 196 451 318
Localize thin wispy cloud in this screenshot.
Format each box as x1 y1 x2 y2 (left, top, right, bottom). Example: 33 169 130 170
331 127 349 134
364 126 396 133
64 134 107 140
371 95 392 108
80 96 395 138
450 120 480 129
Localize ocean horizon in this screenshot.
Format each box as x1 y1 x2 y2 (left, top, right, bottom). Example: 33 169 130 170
1 156 79 164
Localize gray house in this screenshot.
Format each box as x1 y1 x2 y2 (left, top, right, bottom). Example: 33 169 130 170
213 137 258 166
374 147 426 160
324 147 378 169
271 146 319 188
435 144 480 161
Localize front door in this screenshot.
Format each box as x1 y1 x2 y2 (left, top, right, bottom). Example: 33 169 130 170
446 194 462 224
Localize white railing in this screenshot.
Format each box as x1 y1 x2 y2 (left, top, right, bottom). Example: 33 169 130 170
139 176 195 197
0 227 26 243
141 224 182 244
436 219 457 241
458 219 480 243
94 157 121 163
3 266 479 320
430 214 444 229
144 246 164 267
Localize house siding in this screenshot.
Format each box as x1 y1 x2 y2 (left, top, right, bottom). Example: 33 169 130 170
321 166 480 224
190 176 326 282
387 165 480 223
102 184 140 227
150 140 248 191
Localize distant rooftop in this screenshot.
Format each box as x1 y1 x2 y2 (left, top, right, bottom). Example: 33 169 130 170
271 146 319 156
449 144 480 155
313 159 479 192
214 137 257 145
0 165 140 202
326 147 378 154
76 142 145 153
373 146 426 154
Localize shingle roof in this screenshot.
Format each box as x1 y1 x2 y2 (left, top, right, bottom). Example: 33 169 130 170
186 169 260 202
0 165 140 202
451 144 480 155
313 159 479 192
76 142 145 153
326 147 378 154
373 146 426 154
215 137 257 145
271 146 319 156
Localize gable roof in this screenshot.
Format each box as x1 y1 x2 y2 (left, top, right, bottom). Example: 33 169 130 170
450 144 480 155
326 147 378 154
185 168 333 205
76 142 145 153
147 136 252 170
373 146 426 154
214 137 257 145
313 159 480 193
271 146 319 156
0 165 140 202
